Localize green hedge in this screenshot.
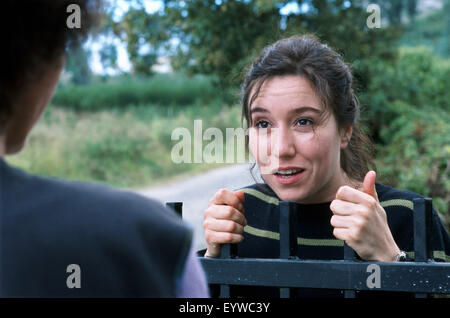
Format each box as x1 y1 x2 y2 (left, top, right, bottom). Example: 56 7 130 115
356 47 450 139
375 103 449 228
358 47 450 229
52 73 217 111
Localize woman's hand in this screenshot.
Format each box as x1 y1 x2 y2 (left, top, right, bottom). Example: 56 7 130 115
203 189 246 258
330 171 400 262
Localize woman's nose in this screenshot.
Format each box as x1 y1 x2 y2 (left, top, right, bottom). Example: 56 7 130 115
274 126 296 159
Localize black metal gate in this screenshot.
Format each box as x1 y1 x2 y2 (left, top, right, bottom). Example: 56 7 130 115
166 198 450 298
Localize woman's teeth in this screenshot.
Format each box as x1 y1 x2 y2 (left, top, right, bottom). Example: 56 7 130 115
275 169 303 177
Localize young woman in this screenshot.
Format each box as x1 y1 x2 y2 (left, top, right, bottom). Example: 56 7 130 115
202 35 450 297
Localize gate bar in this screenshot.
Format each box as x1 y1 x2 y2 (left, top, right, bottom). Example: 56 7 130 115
279 201 298 298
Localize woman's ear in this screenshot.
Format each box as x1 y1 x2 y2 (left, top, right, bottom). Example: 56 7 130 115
340 125 353 149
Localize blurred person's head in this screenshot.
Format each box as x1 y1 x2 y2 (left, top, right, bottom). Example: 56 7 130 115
242 34 375 203
0 0 100 156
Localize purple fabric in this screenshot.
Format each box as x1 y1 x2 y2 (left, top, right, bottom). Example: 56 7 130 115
176 243 210 298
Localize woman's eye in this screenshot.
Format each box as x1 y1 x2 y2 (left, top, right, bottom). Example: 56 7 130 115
255 120 271 129
296 118 313 126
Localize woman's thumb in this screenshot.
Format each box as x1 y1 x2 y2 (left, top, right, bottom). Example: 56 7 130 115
363 170 379 201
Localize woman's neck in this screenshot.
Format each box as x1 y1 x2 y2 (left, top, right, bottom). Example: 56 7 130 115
342 172 363 190
307 170 362 204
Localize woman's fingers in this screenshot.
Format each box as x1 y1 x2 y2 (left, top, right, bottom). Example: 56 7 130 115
203 205 246 257
209 188 244 212
204 217 245 234
330 199 359 216
335 185 377 208
204 230 244 245
332 228 348 242
204 224 244 258
330 215 352 228
204 204 247 226
204 188 247 258
331 185 399 261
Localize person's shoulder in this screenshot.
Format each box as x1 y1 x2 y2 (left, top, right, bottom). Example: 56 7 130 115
376 182 428 213
375 182 445 231
376 182 425 200
2 161 193 296
61 178 176 221
2 160 186 233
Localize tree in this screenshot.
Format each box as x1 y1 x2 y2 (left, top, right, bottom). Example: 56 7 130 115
406 0 418 22
162 0 401 91
437 0 450 57
99 43 118 71
116 5 171 76
64 46 92 85
164 0 282 87
378 0 419 25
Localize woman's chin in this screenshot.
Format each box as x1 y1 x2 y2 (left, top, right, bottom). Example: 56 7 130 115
273 188 307 203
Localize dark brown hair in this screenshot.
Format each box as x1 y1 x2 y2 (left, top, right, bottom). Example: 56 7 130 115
0 0 101 133
241 34 375 182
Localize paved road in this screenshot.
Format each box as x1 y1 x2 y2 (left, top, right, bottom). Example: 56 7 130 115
137 164 257 251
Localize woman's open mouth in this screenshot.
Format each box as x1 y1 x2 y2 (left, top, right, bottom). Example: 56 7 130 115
273 168 305 184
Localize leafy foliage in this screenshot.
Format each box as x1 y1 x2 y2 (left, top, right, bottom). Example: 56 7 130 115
117 7 171 75
162 0 402 88
400 3 450 58
357 47 450 142
64 46 92 85
359 47 450 228
375 103 449 227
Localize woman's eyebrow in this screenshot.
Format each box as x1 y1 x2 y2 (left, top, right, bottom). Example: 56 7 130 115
250 106 269 115
290 106 323 114
250 106 322 115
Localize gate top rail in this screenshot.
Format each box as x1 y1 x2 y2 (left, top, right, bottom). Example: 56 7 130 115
166 197 450 297
199 257 450 294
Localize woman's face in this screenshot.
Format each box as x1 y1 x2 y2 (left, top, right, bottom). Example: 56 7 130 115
248 75 352 204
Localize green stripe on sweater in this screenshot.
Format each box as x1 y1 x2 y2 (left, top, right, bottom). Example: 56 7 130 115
245 225 343 247
242 188 415 212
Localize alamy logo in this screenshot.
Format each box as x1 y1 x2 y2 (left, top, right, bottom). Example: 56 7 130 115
366 4 381 29
170 120 279 174
366 264 381 289
66 4 81 29
66 264 81 289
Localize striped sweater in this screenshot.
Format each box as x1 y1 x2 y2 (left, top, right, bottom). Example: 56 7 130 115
224 182 450 297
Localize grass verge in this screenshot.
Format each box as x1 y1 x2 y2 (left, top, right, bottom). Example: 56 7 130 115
6 101 243 189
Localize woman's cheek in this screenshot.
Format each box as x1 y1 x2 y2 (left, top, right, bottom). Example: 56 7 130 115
251 129 311 167
249 128 274 173
248 128 258 161
307 131 339 171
